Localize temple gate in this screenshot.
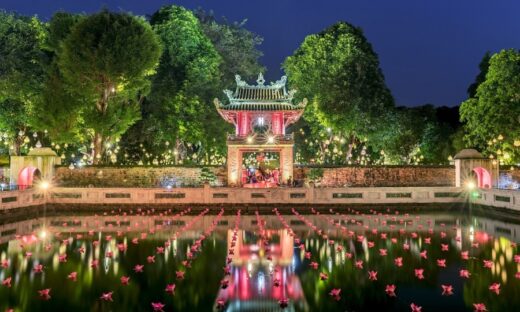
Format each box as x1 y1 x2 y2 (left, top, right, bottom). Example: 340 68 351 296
215 74 307 187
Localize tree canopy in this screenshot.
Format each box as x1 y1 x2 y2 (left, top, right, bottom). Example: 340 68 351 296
58 10 161 163
460 49 520 164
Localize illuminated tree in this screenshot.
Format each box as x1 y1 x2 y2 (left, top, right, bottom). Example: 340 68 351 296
284 22 394 162
460 49 520 163
58 10 161 163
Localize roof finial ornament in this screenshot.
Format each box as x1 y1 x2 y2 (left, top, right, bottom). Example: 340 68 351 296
256 73 265 86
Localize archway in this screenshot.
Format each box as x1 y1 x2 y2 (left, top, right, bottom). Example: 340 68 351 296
18 167 41 189
473 167 491 189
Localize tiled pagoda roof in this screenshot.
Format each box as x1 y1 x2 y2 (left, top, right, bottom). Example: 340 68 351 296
214 73 307 111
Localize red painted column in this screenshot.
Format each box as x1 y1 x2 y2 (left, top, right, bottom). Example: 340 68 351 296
237 112 250 136
272 112 284 135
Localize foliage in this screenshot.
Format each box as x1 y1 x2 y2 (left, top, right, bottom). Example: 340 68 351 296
58 9 161 163
307 167 324 183
119 5 223 166
0 11 46 154
30 12 84 144
460 49 520 164
284 22 395 163
194 9 265 88
199 167 217 184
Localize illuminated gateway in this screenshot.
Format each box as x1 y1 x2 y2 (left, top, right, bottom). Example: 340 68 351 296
215 74 307 187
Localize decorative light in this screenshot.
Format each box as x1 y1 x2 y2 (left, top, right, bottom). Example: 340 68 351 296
247 136 253 144
68 163 75 170
267 136 275 144
498 134 504 141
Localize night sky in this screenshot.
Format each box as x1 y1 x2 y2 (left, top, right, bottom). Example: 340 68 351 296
2 0 519 107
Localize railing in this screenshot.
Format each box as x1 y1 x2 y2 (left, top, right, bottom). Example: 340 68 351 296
227 133 294 144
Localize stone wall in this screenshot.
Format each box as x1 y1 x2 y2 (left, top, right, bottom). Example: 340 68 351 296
55 165 456 187
54 166 226 187
294 166 455 187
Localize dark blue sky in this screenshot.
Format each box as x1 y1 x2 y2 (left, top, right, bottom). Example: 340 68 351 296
2 0 519 106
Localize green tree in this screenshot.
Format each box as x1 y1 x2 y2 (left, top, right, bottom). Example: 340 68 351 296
195 9 264 88
31 12 84 144
120 5 222 165
0 11 46 155
58 10 161 163
460 49 520 164
284 22 394 163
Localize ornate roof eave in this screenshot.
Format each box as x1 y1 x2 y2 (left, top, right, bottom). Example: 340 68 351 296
214 98 307 112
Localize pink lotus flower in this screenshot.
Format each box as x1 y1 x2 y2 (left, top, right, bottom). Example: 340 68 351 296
100 291 113 302
381 233 387 239
441 244 449 251
151 302 165 312
379 249 387 256
459 269 471 278
394 257 403 267
176 270 185 280
91 260 99 269
514 254 520 263
310 262 319 270
440 231 447 238
147 256 155 263
411 232 418 239
68 272 78 282
461 251 469 260
120 276 130 285
516 272 520 279
403 243 410 251
1 260 8 268
278 298 289 309
385 284 396 297
441 284 453 296
2 277 12 288
319 272 328 281
78 247 85 254
437 259 446 268
473 303 487 312
58 254 67 263
368 270 378 281
415 268 424 280
216 297 226 310
117 243 127 252
329 288 341 301
411 303 422 312
133 264 144 273
489 282 500 295
131 238 139 245
483 260 493 269
345 252 353 259
165 283 175 294
105 251 114 259
33 264 44 273
38 288 51 300
420 250 427 259
25 252 32 259
424 237 431 244
355 260 364 269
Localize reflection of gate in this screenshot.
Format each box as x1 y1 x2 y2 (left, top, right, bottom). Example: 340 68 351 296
454 149 497 188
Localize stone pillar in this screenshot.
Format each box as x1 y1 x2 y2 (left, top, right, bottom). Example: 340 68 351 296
280 145 293 184
227 145 240 186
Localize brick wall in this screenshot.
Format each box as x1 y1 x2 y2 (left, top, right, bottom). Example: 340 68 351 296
55 166 455 187
294 166 455 187
55 166 226 187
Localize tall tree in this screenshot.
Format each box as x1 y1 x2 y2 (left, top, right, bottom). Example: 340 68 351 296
121 5 222 165
460 49 520 163
58 10 161 163
31 12 84 144
0 11 46 154
195 9 264 88
284 22 394 162
467 52 491 99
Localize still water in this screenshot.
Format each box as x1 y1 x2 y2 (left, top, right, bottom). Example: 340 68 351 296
0 206 519 311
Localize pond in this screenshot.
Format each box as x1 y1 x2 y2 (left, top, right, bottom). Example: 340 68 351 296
0 205 519 311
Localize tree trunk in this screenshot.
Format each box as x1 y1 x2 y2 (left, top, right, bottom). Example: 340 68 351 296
93 132 104 165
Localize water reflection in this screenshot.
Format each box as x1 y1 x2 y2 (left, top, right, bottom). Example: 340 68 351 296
0 207 519 311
